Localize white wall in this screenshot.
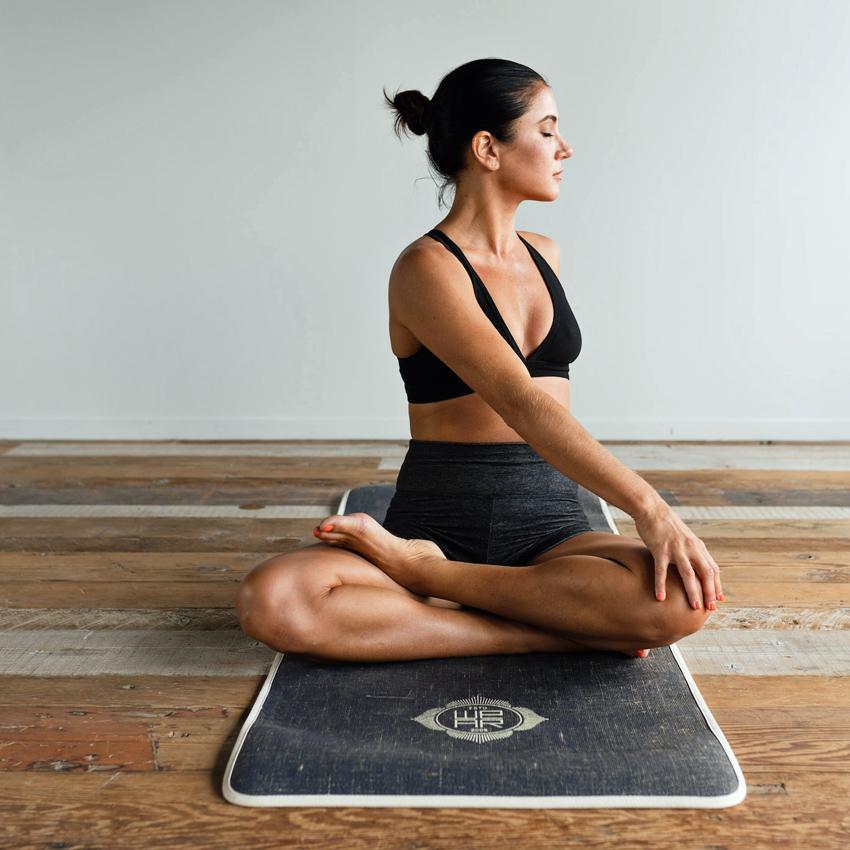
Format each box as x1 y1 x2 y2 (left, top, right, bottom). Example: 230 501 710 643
2 0 848 440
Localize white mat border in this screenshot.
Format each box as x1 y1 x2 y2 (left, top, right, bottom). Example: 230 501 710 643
222 487 747 809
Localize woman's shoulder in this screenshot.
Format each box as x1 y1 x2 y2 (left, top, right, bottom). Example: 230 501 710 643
398 230 443 258
389 231 456 285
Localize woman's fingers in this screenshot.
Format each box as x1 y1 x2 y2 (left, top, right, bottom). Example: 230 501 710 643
675 546 704 610
691 554 719 611
697 541 724 602
637 505 725 608
690 547 717 611
700 559 718 611
706 554 723 606
708 551 724 601
654 552 670 602
656 548 723 612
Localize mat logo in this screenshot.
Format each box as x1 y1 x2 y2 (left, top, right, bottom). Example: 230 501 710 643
413 695 548 743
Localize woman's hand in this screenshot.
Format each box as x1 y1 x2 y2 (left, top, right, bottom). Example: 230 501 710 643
633 501 724 611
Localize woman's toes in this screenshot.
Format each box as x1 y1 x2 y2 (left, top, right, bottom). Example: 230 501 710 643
314 514 353 537
312 513 380 549
318 514 343 532
314 521 341 540
623 648 651 658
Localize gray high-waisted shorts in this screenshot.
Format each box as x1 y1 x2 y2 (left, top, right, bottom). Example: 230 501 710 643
381 439 595 567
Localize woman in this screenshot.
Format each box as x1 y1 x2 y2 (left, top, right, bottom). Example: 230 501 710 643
235 58 723 663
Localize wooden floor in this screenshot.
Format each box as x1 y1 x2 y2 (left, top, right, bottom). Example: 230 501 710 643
1 439 848 849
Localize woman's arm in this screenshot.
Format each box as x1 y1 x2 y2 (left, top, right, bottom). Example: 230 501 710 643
392 243 722 612
502 388 662 519
502 387 723 611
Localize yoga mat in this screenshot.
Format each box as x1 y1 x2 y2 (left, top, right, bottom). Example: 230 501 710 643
223 481 746 808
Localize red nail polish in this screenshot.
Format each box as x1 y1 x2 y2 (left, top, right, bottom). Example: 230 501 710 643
694 599 701 610
322 524 334 532
657 592 665 601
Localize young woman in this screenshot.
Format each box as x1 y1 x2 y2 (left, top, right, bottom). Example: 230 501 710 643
235 58 723 663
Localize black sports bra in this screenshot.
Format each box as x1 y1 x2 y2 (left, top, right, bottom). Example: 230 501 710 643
396 228 583 404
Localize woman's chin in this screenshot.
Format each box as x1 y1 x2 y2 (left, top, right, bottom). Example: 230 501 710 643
524 186 560 202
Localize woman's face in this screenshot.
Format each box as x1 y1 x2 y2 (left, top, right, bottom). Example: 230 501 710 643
477 84 573 202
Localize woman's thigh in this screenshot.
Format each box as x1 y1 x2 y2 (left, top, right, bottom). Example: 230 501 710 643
526 530 649 571
237 543 464 624
525 530 664 602
525 529 708 633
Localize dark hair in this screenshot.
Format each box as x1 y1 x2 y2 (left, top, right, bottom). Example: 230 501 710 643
383 58 549 209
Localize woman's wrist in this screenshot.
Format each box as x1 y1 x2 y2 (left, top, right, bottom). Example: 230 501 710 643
630 491 670 522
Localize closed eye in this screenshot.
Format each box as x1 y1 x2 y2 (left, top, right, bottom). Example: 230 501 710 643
542 132 553 138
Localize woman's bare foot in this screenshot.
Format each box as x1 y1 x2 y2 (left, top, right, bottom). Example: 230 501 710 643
313 511 444 590
313 513 651 660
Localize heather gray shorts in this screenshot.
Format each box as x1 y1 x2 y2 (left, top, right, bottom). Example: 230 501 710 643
381 439 594 566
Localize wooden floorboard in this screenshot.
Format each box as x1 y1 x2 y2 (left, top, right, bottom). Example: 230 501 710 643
0 771 847 849
0 440 848 848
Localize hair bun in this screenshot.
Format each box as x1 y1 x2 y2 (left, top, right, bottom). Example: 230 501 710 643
383 88 432 137
419 97 433 131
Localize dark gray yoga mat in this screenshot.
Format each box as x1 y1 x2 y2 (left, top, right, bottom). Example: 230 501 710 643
223 482 746 808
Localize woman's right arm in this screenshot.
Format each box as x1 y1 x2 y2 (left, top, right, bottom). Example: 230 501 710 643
391 246 723 611
503 387 723 611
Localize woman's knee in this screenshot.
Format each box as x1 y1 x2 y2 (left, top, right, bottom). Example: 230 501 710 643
604 543 711 643
235 553 330 651
638 556 712 641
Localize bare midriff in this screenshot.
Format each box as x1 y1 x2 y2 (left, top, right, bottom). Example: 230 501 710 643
406 376 569 443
